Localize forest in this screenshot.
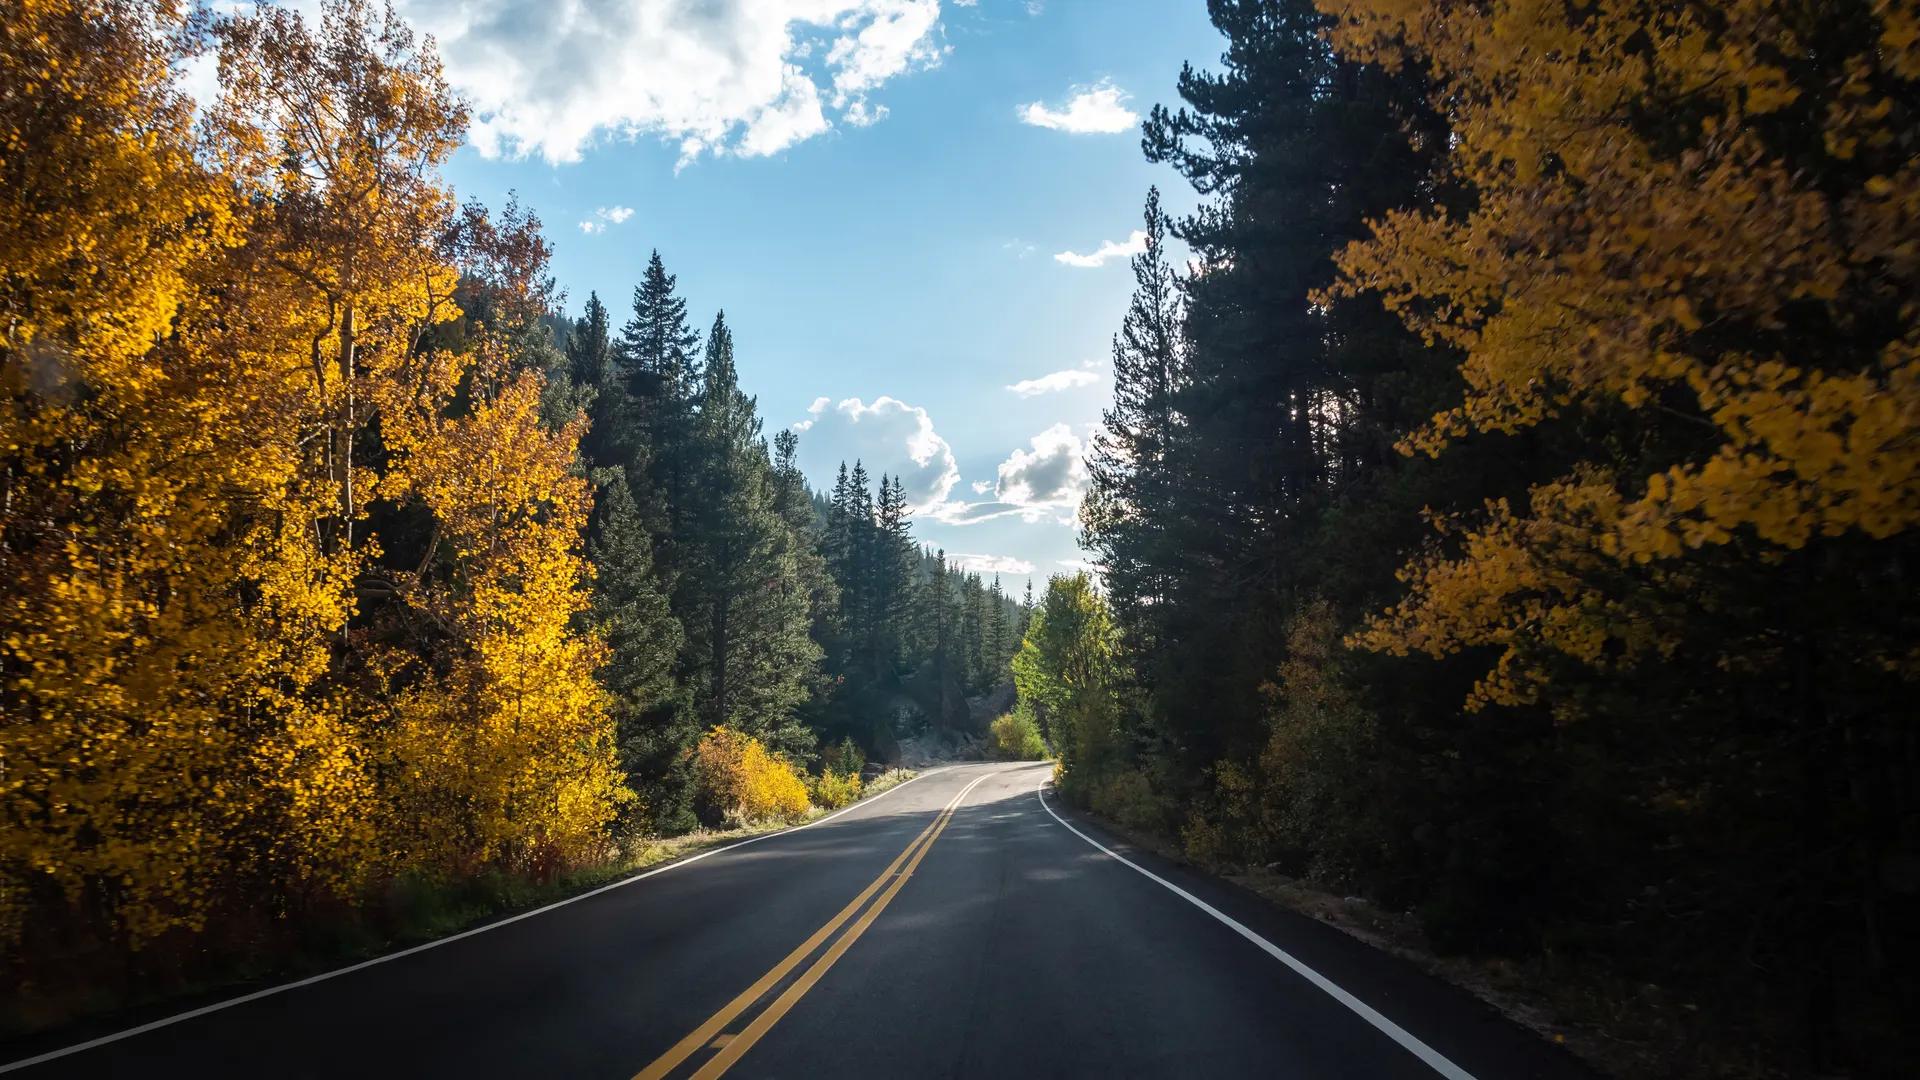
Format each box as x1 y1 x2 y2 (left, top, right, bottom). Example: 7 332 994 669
6 0 1918 1074
0 0 1021 1025
1018 0 1919 1075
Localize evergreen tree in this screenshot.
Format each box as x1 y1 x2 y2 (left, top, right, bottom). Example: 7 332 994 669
588 468 692 832
616 251 703 552
875 475 915 670
984 576 1010 684
1080 187 1187 663
568 292 621 467
920 549 960 726
960 573 987 692
679 312 820 748
771 429 839 696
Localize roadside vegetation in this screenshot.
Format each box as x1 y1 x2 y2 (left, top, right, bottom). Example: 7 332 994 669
4 717 916 1036
0 0 1011 1037
988 706 1048 760
1031 1 1920 1076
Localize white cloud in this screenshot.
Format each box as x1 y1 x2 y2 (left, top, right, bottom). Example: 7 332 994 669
1055 230 1148 269
790 396 961 512
916 424 1092 527
843 100 891 127
399 0 950 165
825 0 946 107
1007 363 1100 397
971 480 993 494
1018 79 1136 134
578 205 636 234
995 424 1089 510
949 553 1036 576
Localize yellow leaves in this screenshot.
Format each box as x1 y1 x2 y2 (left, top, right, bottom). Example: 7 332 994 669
1322 0 1920 713
694 727 812 826
2 0 622 946
1880 0 1920 79
807 769 864 811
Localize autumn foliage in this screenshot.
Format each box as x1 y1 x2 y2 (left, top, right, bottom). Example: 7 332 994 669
692 727 813 826
1 0 620 960
1323 0 1920 708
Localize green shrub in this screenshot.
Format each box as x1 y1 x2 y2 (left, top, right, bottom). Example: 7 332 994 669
989 705 1048 760
1088 769 1165 833
824 736 866 778
807 768 863 810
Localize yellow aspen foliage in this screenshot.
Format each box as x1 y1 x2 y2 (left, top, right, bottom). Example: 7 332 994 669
1323 0 1920 705
0 0 263 943
692 727 812 826
2 0 625 951
207 0 467 547
380 346 625 874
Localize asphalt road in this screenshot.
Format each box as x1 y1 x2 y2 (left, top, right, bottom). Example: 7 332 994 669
2 762 1591 1079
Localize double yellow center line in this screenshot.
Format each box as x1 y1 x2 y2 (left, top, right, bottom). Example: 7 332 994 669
633 770 998 1080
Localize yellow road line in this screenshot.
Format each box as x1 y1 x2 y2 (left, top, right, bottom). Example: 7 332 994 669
688 786 969 1079
633 770 995 1080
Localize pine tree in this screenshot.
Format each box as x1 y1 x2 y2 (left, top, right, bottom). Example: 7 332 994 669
1081 187 1187 663
1127 0 1437 772
985 576 1010 684
589 468 691 832
846 460 876 672
875 475 915 671
921 549 960 726
960 573 987 692
569 292 621 467
616 251 703 553
771 429 839 692
679 312 820 748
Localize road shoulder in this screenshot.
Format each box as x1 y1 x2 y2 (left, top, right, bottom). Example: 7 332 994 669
1037 785 1600 1080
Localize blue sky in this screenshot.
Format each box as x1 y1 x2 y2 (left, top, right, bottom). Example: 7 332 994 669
421 0 1222 592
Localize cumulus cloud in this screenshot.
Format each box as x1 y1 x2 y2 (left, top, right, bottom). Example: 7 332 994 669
994 424 1089 513
1018 79 1137 134
578 205 636 234
1054 230 1148 269
398 0 950 165
1007 362 1100 397
790 396 961 512
915 424 1092 526
949 553 1036 576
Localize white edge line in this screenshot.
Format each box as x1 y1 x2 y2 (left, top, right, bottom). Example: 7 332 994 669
0 766 962 1075
1036 783 1478 1080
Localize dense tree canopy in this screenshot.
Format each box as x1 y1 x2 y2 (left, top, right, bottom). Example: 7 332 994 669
0 0 1019 1016
1050 0 1919 1072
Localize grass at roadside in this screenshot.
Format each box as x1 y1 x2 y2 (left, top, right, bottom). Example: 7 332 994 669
1 769 922 1047
861 767 918 799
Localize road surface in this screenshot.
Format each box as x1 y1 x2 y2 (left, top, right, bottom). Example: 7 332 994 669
1 762 1589 1079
